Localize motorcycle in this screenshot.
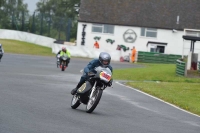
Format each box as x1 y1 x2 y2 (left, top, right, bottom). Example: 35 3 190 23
71 66 112 113
60 55 69 71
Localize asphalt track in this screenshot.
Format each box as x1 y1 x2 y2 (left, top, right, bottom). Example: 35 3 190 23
0 53 200 133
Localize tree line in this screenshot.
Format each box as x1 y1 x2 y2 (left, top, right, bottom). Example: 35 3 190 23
0 0 80 41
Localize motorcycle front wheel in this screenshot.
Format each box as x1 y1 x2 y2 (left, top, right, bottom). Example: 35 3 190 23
86 89 103 113
71 95 81 109
61 64 65 71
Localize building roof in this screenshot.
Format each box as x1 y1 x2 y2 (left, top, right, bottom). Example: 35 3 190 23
78 0 200 30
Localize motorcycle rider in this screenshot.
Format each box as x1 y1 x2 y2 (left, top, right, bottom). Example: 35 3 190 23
57 47 71 66
71 52 113 95
0 44 4 62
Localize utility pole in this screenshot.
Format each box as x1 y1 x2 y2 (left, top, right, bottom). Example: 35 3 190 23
40 13 43 35
31 11 35 33
40 0 45 35
46 13 51 37
48 9 51 37
21 10 25 31
66 18 72 42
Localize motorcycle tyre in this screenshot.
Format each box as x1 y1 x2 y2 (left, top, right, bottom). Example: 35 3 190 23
86 89 103 113
71 95 81 109
61 64 65 71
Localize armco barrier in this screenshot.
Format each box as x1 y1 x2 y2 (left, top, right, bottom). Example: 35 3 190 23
176 60 186 76
137 51 182 64
0 29 56 48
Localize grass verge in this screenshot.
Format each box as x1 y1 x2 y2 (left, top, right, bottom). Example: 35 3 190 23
0 39 55 56
113 63 200 116
113 63 200 83
127 82 200 115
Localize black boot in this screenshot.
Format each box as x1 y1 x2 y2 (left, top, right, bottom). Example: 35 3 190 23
71 88 78 95
66 59 70 67
71 82 84 95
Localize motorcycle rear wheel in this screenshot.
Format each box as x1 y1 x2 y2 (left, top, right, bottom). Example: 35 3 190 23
86 89 103 113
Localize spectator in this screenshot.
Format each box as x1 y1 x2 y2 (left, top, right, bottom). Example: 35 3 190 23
94 41 100 49
131 46 136 63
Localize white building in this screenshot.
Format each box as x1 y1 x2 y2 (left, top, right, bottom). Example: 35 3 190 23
76 0 200 61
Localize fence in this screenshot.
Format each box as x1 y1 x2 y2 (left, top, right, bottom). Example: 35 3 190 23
176 60 186 76
198 61 200 72
0 10 76 42
137 51 182 64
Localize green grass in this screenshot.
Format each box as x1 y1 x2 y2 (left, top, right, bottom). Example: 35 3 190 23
113 63 200 83
114 63 200 116
127 82 200 115
0 39 55 56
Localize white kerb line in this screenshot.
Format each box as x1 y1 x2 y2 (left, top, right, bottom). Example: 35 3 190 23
115 81 200 118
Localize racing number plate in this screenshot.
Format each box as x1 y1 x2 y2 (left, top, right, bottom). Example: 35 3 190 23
100 72 111 81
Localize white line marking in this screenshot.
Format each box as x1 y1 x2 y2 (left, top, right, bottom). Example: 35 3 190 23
105 91 159 113
115 81 200 118
183 121 200 127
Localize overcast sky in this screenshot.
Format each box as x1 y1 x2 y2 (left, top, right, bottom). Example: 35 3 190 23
23 0 39 13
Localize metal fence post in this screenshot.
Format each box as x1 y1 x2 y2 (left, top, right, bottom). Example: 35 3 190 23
21 10 25 31
66 18 72 42
40 13 43 35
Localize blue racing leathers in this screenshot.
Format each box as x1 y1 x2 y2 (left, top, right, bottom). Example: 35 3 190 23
76 59 113 88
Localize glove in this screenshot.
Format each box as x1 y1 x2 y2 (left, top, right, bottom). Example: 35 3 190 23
88 72 95 76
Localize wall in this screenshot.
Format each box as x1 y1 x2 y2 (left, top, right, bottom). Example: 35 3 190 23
0 29 56 48
76 22 200 61
51 44 121 61
0 29 121 61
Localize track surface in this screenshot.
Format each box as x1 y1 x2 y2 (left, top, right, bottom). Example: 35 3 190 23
0 54 199 133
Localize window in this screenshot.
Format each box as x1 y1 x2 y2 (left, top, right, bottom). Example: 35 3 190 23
156 46 165 53
92 24 114 34
103 24 114 34
150 45 165 53
150 48 156 53
92 24 103 33
141 28 157 38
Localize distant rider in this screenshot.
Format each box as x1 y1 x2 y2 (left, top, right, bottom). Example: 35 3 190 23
56 47 71 66
71 52 113 95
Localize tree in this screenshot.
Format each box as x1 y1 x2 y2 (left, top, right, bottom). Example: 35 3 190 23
0 0 29 30
34 0 80 40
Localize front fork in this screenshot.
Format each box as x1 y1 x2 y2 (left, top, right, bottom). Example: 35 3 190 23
89 81 97 99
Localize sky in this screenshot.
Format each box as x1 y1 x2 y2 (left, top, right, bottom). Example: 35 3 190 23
23 0 40 13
